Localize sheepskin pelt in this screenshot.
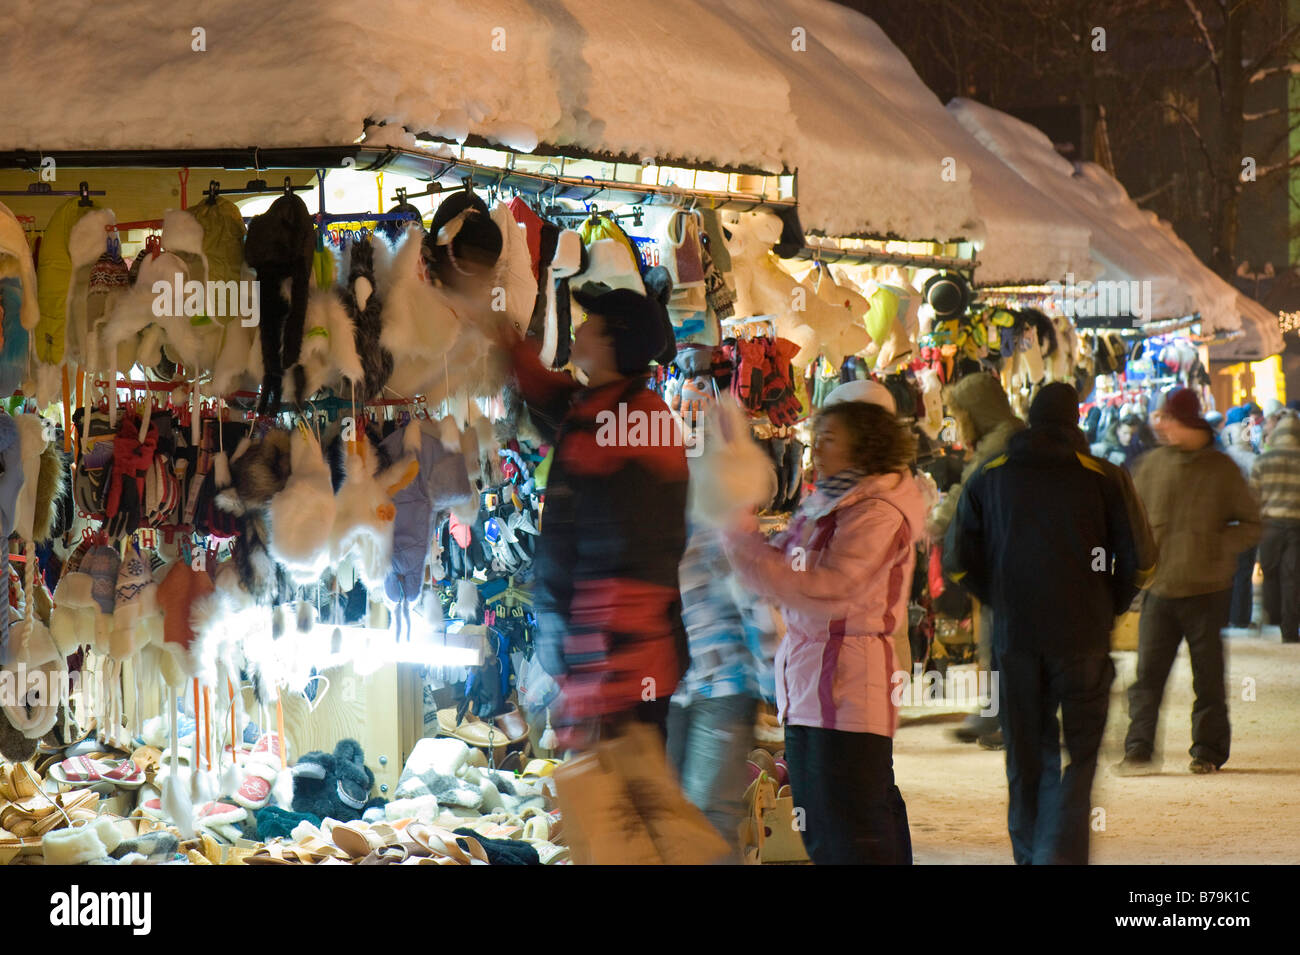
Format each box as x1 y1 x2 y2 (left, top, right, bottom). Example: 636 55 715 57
33 440 66 543
337 237 391 403
216 429 293 516
688 398 777 527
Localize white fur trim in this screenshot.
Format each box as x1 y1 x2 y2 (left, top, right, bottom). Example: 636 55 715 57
13 413 46 541
42 824 108 865
162 209 206 258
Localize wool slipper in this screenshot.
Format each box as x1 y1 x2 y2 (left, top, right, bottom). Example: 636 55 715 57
231 760 278 811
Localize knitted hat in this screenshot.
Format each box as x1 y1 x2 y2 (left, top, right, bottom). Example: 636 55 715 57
80 544 121 655
823 379 897 414
1027 382 1080 430
1161 387 1213 432
572 284 670 376
110 543 161 660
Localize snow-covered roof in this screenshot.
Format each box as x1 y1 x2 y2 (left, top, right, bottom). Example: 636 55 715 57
1211 296 1284 362
1 0 981 244
948 99 1243 333
790 3 1092 286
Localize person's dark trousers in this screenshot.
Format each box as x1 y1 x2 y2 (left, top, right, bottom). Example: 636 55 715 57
1229 546 1257 628
996 645 1113 865
1259 519 1300 642
665 695 758 854
1124 589 1232 767
783 725 911 864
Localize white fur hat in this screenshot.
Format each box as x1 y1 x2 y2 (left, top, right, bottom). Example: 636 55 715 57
823 380 897 414
269 427 337 582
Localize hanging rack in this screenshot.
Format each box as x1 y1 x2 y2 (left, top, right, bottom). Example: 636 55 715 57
208 176 313 197
0 180 105 200
109 218 164 232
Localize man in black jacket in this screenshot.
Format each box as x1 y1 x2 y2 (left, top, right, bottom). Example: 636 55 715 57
944 382 1155 864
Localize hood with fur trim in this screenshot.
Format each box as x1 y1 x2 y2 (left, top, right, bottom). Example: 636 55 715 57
63 207 117 367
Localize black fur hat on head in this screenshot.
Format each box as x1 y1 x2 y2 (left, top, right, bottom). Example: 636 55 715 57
422 189 502 290
291 738 386 823
245 193 315 416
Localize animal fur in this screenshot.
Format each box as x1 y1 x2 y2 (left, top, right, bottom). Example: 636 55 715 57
245 194 314 416
33 441 67 543
339 238 392 402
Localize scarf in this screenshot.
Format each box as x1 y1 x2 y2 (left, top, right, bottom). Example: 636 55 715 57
803 466 869 520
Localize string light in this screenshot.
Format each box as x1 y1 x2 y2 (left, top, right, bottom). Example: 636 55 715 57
1278 311 1300 334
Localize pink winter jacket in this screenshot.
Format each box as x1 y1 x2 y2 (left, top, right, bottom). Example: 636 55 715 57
725 471 926 736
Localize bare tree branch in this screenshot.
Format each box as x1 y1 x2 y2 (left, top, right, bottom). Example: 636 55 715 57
1162 97 1218 178
1183 0 1223 97
1256 152 1300 179
1244 19 1300 76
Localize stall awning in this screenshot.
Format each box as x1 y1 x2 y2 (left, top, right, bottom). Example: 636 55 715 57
1 0 983 246
948 99 1241 334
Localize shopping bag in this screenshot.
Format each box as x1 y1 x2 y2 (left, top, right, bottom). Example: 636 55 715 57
554 721 731 865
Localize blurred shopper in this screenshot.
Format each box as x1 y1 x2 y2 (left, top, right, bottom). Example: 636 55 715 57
1224 422 1261 629
503 285 688 745
667 392 779 857
1252 413 1300 644
724 400 925 864
1092 413 1156 473
927 372 1024 748
944 383 1153 865
1118 388 1261 776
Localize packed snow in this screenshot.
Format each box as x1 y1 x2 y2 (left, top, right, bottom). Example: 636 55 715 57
1 0 980 243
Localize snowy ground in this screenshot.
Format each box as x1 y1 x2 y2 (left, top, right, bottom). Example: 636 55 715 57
896 635 1300 864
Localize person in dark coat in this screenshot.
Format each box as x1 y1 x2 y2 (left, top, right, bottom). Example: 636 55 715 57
944 383 1155 864
502 284 687 746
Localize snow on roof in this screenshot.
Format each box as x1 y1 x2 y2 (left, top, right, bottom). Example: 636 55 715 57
786 1 1092 286
2 0 979 243
948 98 1242 332
1212 295 1283 361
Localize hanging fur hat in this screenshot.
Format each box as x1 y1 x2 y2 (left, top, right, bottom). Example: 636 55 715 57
490 202 538 336
423 189 502 291
245 193 315 416
330 434 414 591
0 201 40 332
687 397 777 527
11 414 47 544
332 236 389 403
110 543 162 660
269 426 337 582
63 207 117 368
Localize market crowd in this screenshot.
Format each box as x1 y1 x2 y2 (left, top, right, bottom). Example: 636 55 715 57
504 285 1291 866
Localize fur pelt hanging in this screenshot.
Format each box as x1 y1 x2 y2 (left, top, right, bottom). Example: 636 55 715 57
33 440 67 543
215 429 293 601
245 194 315 416
1014 308 1058 359
338 236 392 402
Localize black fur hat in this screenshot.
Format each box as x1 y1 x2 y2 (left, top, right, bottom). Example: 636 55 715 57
245 193 316 416
422 189 502 289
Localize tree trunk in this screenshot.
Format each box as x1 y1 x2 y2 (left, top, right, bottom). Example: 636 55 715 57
1213 2 1247 278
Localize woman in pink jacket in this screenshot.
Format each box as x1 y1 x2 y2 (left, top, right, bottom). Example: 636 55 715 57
725 400 925 864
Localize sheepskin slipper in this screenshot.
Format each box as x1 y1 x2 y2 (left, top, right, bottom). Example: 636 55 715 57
42 823 109 866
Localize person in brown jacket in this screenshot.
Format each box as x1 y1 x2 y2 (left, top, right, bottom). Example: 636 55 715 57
1117 388 1261 776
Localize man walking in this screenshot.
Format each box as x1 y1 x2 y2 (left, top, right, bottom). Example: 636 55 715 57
945 383 1153 864
1252 412 1300 643
1118 388 1261 775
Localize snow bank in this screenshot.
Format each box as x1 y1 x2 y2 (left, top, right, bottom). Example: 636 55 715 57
1 0 980 243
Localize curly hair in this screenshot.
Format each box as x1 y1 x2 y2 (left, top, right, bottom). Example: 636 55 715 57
816 401 916 475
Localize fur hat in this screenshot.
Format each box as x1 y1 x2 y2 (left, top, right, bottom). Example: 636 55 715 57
245 193 315 416
269 427 336 582
423 190 502 290
79 544 120 655
688 397 777 527
12 414 48 543
331 436 410 591
50 564 97 658
490 202 538 336
157 559 215 680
